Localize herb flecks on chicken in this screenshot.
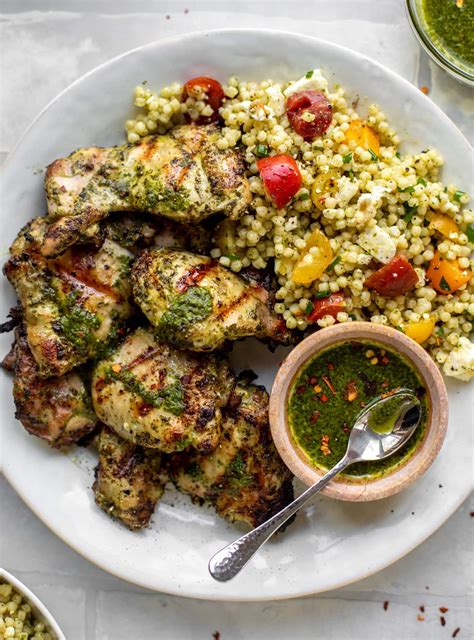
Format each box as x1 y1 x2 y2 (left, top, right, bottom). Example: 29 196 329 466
167 376 294 528
42 124 251 256
132 248 290 351
92 327 234 453
93 426 165 530
2 326 97 448
4 217 134 377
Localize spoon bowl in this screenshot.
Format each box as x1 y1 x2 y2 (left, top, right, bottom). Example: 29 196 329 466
347 390 422 463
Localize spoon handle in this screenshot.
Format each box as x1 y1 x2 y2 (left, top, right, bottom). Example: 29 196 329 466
208 456 352 582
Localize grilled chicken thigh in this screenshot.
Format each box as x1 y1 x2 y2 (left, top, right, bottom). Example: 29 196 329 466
92 327 234 453
4 217 134 377
132 248 289 351
2 326 97 448
167 375 294 528
93 426 165 530
42 124 251 256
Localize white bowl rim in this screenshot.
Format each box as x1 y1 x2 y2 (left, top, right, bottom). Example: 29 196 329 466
0 568 66 639
1 27 472 601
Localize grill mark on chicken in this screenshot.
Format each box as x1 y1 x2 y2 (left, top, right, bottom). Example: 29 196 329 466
176 260 218 293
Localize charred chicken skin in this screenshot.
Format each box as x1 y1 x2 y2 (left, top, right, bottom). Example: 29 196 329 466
131 248 289 351
42 124 251 256
4 217 134 377
93 426 165 530
92 327 234 453
2 326 97 448
167 375 294 528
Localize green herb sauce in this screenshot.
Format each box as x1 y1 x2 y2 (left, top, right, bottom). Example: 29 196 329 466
54 291 102 356
288 341 428 478
422 0 474 70
105 367 185 416
156 286 213 339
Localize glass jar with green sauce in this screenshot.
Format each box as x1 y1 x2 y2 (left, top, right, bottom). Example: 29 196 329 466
287 341 428 480
407 0 474 85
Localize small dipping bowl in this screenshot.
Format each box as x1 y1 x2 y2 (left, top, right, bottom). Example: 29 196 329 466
406 0 474 86
0 568 65 640
269 322 449 501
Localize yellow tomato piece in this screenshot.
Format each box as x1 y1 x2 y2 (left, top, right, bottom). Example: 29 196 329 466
429 213 460 238
291 229 334 286
403 317 436 344
345 119 380 155
310 170 339 212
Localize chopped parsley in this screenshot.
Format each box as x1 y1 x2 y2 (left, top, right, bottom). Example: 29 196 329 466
403 204 417 223
342 152 353 164
454 190 466 202
254 143 269 158
326 256 341 272
306 300 314 315
398 185 415 194
395 151 401 159
439 276 451 292
417 177 427 186
368 148 378 162
299 192 311 200
314 290 332 299
305 70 314 78
466 223 474 244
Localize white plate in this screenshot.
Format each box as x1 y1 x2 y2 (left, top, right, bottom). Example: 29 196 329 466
0 29 472 601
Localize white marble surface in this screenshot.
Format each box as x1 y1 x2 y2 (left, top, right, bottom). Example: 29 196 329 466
0 1 472 638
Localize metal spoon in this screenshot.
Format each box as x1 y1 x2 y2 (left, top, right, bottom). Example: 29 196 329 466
209 389 422 582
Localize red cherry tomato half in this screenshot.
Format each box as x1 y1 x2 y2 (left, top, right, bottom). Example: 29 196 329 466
182 76 225 124
364 254 419 297
307 294 345 323
286 90 333 140
256 155 303 209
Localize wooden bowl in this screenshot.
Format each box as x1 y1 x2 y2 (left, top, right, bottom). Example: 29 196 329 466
269 322 449 501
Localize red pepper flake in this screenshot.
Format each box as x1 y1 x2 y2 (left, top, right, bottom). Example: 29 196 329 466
320 393 329 403
381 381 389 388
420 85 429 95
417 614 425 621
320 435 331 455
440 616 446 627
381 386 401 399
383 601 389 611
344 381 358 402
440 607 449 614
296 385 306 395
322 376 336 395
452 628 461 638
342 422 350 433
309 376 318 385
419 605 425 613
311 410 320 423
381 356 390 365
328 363 335 370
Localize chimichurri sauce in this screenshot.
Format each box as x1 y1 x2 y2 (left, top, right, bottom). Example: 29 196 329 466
422 0 474 70
288 341 428 479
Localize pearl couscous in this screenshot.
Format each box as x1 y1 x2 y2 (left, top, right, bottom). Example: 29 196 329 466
126 69 474 381
0 581 54 640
